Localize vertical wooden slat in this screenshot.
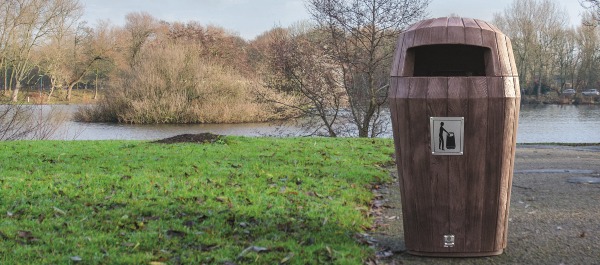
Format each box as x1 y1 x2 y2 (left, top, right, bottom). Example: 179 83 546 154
477 20 501 77
390 33 405 77
413 18 436 47
394 19 424 77
463 18 482 46
429 17 449 44
391 78 414 248
408 77 430 251
398 30 417 76
495 77 516 249
398 77 417 250
426 77 449 252
505 37 519 79
389 78 401 166
495 32 513 76
503 78 521 248
464 77 488 252
447 17 465 44
481 77 505 252
514 75 521 98
447 77 469 252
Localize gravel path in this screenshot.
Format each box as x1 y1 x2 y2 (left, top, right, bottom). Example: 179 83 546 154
373 145 600 264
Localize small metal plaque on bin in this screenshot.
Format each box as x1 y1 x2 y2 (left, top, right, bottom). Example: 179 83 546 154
430 117 464 155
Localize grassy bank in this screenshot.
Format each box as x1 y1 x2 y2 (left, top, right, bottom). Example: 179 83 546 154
2 89 99 105
0 137 395 264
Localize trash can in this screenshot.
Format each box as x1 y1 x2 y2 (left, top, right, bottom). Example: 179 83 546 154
389 17 520 257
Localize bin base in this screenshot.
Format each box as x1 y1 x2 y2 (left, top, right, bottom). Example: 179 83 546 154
407 249 503 257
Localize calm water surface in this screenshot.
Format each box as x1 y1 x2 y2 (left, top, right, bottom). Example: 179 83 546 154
517 104 600 143
28 104 600 143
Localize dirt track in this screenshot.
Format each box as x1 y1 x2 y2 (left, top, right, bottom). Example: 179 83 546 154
374 145 600 264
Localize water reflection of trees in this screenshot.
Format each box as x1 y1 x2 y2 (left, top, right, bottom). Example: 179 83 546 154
0 104 68 140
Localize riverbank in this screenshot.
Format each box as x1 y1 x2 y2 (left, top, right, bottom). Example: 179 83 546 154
5 90 599 107
374 144 600 264
0 137 395 264
1 89 98 105
521 94 600 105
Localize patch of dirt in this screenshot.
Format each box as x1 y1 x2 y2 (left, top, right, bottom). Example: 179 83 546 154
370 146 600 264
152 133 223 144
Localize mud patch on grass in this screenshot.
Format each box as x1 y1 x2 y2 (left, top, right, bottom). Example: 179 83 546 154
153 133 223 144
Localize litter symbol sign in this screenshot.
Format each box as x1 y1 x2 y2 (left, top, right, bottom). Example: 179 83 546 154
430 117 464 155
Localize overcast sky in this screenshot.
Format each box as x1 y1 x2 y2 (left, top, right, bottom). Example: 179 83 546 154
81 0 587 40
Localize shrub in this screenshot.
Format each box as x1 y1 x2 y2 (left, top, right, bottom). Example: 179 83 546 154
75 42 293 124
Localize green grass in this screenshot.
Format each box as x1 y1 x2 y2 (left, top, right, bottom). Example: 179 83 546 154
0 137 395 264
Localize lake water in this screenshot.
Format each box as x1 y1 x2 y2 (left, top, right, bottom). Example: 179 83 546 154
517 104 600 143
8 104 600 143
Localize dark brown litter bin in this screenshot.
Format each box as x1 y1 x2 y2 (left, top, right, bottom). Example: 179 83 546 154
389 17 520 257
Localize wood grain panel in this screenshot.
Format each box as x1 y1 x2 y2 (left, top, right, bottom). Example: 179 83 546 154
481 77 505 252
408 78 429 99
408 78 430 250
389 77 401 167
495 78 516 249
447 17 465 44
464 77 488 252
505 37 519 77
390 33 405 77
397 78 419 250
426 77 450 252
413 18 436 47
503 75 517 98
428 17 449 44
477 20 501 77
447 77 470 252
495 33 513 76
463 18 482 46
503 79 521 247
395 20 424 76
514 77 521 98
399 30 417 76
391 78 414 248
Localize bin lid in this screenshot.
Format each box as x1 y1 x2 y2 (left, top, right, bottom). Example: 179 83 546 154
391 17 517 78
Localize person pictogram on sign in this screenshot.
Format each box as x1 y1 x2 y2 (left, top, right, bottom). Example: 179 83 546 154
439 122 449 150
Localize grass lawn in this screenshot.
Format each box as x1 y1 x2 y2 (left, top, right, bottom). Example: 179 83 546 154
0 137 395 264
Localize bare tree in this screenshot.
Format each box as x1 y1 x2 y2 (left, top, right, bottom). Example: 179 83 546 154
551 28 579 92
574 18 600 91
493 0 568 98
581 0 600 25
257 25 346 137
123 12 156 68
0 1 11 95
1 0 82 102
38 20 115 101
306 0 429 137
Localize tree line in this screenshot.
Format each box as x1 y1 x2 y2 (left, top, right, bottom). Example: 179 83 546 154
493 0 600 97
1 0 430 137
1 0 598 139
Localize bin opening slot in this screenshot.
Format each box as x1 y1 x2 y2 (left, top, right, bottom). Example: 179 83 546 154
409 44 490 77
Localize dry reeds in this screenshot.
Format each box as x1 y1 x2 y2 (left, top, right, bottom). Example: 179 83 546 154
75 42 290 124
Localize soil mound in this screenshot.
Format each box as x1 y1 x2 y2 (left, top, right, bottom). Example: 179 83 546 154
153 133 223 144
